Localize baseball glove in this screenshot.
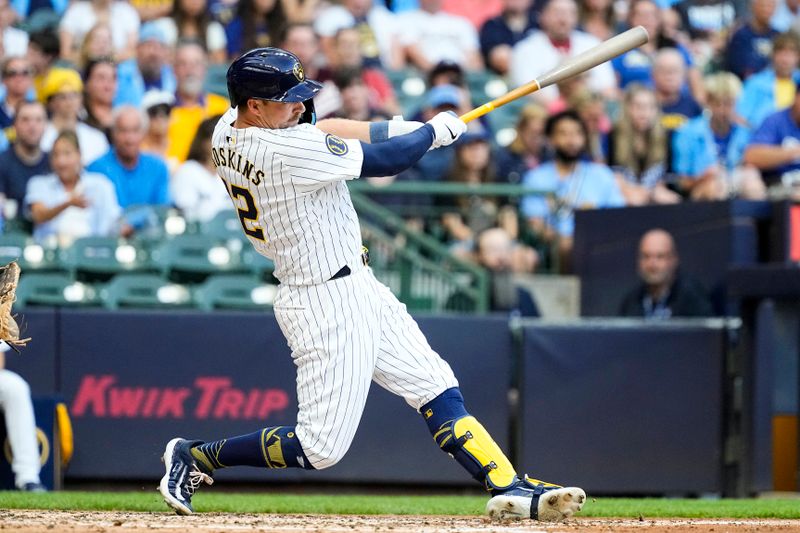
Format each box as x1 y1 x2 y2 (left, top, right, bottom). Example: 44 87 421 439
0 261 30 351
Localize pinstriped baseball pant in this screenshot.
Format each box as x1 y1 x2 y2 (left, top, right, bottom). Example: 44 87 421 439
273 267 459 470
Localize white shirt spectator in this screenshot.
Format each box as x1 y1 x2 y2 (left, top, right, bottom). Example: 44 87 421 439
40 123 110 166
398 9 480 68
2 27 28 57
314 5 399 69
171 159 231 223
152 17 227 57
59 1 140 54
511 29 616 102
25 171 121 246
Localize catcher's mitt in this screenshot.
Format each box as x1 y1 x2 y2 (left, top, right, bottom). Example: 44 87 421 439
0 261 30 350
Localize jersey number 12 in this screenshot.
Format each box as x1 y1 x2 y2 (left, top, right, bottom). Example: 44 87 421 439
228 184 266 241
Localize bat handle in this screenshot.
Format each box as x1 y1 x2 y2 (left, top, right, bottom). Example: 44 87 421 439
460 103 496 124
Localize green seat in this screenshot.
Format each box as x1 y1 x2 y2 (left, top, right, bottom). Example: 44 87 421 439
199 211 247 242
205 63 229 97
125 204 189 245
194 275 277 311
101 274 193 309
152 234 246 282
16 273 99 307
240 246 275 281
0 233 60 272
59 237 151 281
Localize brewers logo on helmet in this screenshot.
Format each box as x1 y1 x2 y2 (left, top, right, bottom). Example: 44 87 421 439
226 47 322 107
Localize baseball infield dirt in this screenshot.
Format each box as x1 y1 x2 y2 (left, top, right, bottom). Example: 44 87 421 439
1 510 799 532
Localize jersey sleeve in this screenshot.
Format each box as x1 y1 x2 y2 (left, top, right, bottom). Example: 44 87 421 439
269 125 364 192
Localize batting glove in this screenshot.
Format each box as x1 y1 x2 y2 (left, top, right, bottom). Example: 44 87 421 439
426 111 467 149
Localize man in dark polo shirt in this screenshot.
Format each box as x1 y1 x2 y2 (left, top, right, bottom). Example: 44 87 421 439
0 100 49 220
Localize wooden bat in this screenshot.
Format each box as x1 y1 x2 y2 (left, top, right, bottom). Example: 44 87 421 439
460 26 650 124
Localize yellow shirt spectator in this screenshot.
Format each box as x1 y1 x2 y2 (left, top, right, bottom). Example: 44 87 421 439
166 93 229 163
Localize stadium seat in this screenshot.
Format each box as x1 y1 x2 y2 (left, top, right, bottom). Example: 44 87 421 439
100 274 194 310
240 245 275 281
125 204 189 245
151 234 247 282
194 274 278 311
59 237 151 281
205 63 229 98
16 273 99 308
200 211 248 243
0 233 61 272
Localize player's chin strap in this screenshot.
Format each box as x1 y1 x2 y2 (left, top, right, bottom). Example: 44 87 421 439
420 388 517 491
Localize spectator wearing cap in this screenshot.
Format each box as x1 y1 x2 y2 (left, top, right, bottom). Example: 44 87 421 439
83 58 117 140
737 32 800 131
743 79 800 190
399 0 483 71
115 22 178 108
315 0 403 70
88 105 170 210
0 57 35 132
479 0 538 76
26 31 61 100
410 84 469 183
511 0 616 106
673 72 765 200
39 68 109 165
140 90 176 170
652 48 702 132
166 42 229 163
59 0 141 64
0 101 50 214
725 0 778 80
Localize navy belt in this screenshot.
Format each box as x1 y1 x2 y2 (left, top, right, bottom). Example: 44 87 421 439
329 247 369 281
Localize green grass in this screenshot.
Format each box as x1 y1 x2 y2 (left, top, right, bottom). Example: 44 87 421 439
1 491 799 519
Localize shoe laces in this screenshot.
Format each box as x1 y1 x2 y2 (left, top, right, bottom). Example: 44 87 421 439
185 466 213 495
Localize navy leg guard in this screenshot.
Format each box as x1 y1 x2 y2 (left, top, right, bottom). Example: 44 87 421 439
191 426 314 471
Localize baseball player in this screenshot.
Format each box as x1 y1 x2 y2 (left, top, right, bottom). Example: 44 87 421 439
158 48 585 522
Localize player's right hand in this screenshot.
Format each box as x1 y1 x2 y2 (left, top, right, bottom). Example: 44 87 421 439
426 111 467 149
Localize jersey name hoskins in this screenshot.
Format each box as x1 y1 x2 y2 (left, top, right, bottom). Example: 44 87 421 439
211 146 264 185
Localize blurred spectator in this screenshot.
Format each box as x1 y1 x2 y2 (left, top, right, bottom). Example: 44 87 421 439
27 31 60 100
442 0 503 30
77 23 113 71
521 110 624 271
772 0 800 32
608 84 680 205
333 68 385 121
10 0 67 19
495 103 549 186
88 105 169 212
0 343 46 492
0 0 27 57
725 0 778 80
439 130 517 254
410 84 467 183
743 80 800 190
619 228 713 318
652 48 702 132
511 0 616 106
82 57 117 139
115 23 177 108
129 0 173 22
0 57 34 132
171 115 229 222
570 89 610 161
140 90 176 169
39 68 109 165
479 0 538 75
612 0 703 103
154 0 227 63
165 42 229 163
579 0 616 41
26 129 120 246
446 226 540 315
315 0 402 70
737 31 800 130
225 0 286 58
280 23 339 118
672 0 740 67
399 0 483 71
327 27 400 115
280 0 319 23
59 0 140 64
674 72 766 200
0 101 50 212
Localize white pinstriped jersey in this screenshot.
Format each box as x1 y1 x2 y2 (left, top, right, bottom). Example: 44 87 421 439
211 108 366 285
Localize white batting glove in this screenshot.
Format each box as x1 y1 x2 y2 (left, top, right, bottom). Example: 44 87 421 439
388 116 425 137
426 111 467 149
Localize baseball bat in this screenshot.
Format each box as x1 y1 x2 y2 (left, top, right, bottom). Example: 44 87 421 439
460 26 650 123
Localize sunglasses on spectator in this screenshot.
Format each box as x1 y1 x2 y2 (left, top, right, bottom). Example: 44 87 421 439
147 104 172 118
4 69 31 77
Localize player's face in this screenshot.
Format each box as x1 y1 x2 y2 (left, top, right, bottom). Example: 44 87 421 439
254 99 306 129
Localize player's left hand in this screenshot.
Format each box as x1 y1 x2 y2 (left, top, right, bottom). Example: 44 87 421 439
427 111 467 149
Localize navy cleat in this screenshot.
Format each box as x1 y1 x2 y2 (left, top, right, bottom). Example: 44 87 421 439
159 437 214 515
485 475 586 521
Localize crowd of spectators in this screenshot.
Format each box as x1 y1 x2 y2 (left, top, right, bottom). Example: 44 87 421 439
0 0 797 283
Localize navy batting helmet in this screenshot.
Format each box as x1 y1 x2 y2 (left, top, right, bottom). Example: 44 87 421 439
226 47 323 108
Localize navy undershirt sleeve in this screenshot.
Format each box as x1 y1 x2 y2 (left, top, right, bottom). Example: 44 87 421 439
359 124 435 178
